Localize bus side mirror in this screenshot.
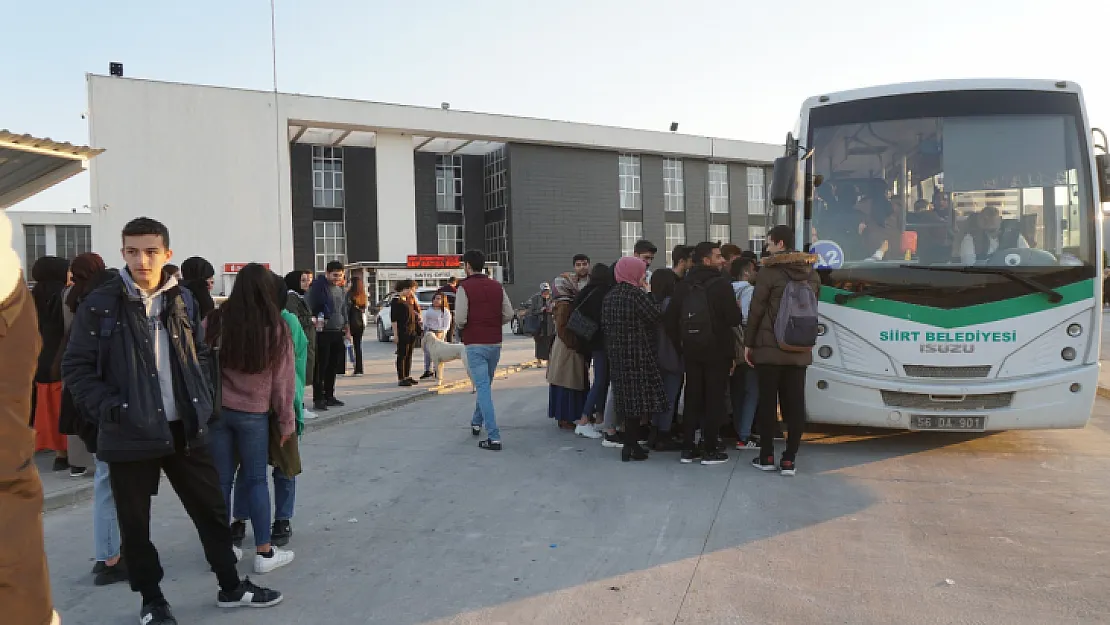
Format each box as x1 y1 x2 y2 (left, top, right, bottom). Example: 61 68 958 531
770 155 798 206
1097 153 1110 205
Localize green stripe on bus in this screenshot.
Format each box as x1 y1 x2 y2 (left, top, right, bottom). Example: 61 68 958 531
819 278 1094 328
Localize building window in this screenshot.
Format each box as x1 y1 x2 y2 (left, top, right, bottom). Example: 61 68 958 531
312 146 344 209
748 225 767 253
313 220 347 272
747 167 765 215
437 224 464 255
483 147 507 213
485 220 510 282
664 223 685 266
55 225 92 261
618 154 641 210
25 225 46 266
710 224 730 244
663 158 684 212
709 164 729 214
436 155 463 212
620 221 643 257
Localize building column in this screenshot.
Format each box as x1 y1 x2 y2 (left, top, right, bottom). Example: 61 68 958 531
375 132 417 262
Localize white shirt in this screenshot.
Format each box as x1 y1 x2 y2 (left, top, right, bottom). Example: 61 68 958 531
959 232 1029 265
422 307 452 332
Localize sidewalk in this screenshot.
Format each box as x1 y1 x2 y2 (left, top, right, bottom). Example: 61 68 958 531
36 331 539 512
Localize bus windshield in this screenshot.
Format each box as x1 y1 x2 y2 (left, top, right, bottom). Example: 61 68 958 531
808 100 1095 278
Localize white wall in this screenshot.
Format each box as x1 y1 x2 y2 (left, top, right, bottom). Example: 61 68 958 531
87 75 290 276
373 132 417 262
6 209 93 273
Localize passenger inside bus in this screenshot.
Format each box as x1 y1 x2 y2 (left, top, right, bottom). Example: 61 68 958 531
958 205 1029 264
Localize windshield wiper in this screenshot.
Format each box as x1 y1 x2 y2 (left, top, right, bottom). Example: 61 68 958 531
833 283 935 304
899 265 1063 303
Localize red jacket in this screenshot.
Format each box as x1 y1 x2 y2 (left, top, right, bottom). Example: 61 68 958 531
458 275 504 345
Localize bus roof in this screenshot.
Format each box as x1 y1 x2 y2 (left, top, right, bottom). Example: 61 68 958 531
804 79 1084 110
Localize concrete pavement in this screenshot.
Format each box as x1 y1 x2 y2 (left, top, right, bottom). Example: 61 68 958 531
44 367 1110 624
35 329 538 512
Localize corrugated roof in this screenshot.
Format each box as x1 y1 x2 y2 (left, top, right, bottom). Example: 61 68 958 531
0 130 103 160
0 130 103 209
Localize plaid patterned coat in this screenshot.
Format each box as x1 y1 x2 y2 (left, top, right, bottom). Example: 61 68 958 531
602 283 667 420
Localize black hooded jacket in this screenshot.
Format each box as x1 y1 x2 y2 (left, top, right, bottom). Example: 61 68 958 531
664 264 743 364
30 256 69 383
180 256 216 320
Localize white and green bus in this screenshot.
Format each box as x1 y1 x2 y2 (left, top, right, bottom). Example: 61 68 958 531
769 79 1110 431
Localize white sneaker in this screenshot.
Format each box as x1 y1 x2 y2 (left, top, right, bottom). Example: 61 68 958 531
232 545 243 562
303 409 318 420
254 547 294 574
575 424 603 439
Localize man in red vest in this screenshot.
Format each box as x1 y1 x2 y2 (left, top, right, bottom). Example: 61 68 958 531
454 250 514 451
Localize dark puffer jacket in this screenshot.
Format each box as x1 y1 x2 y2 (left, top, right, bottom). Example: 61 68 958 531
744 251 821 367
61 274 214 462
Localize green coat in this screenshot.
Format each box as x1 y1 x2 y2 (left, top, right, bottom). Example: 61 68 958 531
281 309 307 434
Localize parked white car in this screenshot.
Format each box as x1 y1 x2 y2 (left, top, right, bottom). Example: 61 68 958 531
376 287 440 342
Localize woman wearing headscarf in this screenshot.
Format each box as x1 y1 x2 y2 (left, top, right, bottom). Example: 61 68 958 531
56 252 107 477
30 255 70 469
601 257 667 461
528 283 554 363
180 256 216 320
284 270 316 417
546 273 599 437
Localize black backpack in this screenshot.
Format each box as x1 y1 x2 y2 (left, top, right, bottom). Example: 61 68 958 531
680 281 716 352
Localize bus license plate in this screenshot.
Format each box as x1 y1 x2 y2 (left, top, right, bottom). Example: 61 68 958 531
910 415 986 431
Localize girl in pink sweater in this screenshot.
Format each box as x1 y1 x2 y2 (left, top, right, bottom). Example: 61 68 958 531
204 263 296 575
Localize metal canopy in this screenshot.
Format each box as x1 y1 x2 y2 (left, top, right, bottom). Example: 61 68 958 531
0 130 103 209
286 126 504 156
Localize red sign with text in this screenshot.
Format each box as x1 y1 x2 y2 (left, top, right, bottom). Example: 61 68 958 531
223 263 270 273
406 255 460 269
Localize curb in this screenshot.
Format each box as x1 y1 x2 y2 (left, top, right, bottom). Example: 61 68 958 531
1098 385 1110 400
43 358 541 514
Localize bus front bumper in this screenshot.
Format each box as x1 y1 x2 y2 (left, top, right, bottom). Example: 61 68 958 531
804 363 1098 430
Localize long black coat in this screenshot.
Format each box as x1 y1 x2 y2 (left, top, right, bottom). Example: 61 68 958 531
602 283 667 421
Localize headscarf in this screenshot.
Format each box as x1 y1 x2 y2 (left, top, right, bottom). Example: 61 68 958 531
284 270 306 295
30 255 69 315
550 272 579 303
30 256 69 382
65 252 107 313
613 257 647 287
181 256 215 281
179 256 217 320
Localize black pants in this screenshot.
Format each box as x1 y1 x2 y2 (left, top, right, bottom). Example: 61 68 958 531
755 364 807 462
109 421 240 603
682 359 729 452
314 331 345 401
396 337 415 380
351 328 365 374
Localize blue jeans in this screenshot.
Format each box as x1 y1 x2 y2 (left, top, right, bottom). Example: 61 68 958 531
582 350 609 419
731 364 759 440
209 408 272 546
653 371 684 432
466 345 502 442
234 466 296 522
93 459 122 562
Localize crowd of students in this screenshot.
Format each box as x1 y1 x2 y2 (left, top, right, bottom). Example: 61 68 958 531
532 227 821 473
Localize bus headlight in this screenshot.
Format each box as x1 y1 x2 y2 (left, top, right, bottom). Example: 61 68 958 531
818 345 833 359
1066 323 1083 337
1061 347 1077 361
816 323 827 336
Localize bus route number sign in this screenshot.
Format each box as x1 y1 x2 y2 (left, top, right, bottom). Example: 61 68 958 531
811 240 844 269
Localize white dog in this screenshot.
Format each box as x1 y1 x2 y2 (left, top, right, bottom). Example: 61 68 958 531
421 332 473 389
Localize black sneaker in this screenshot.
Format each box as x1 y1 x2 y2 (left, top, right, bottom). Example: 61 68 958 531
701 450 729 466
751 455 777 471
52 457 69 472
471 425 482 436
139 599 177 624
94 560 128 586
780 459 797 477
230 520 246 548
313 400 329 411
91 561 108 575
398 379 414 387
325 397 345 407
478 439 502 451
601 432 624 449
680 449 703 464
216 577 283 609
406 377 419 385
69 465 88 477
271 520 292 547
420 371 435 379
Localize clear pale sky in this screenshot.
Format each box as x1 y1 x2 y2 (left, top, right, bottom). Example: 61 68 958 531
4 0 1108 212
